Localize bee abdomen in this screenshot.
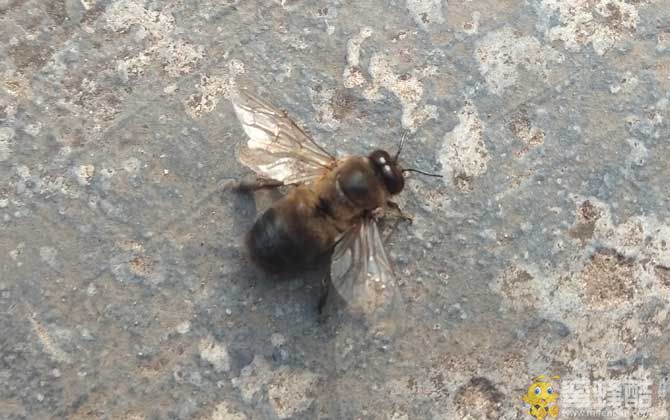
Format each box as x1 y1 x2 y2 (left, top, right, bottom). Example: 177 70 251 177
246 206 329 272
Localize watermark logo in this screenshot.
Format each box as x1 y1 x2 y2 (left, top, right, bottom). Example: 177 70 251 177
522 375 560 419
521 370 669 419
560 373 667 418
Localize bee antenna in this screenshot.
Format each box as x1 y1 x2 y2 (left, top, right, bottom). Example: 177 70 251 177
402 168 443 178
393 132 407 162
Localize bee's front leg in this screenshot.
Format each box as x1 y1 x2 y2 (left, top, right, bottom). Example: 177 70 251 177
385 200 413 224
374 201 414 244
233 177 284 192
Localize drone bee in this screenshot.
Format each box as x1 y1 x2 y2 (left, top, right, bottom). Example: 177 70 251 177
230 86 441 320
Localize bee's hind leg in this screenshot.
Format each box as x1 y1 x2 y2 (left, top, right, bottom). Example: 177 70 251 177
317 271 331 315
233 177 284 192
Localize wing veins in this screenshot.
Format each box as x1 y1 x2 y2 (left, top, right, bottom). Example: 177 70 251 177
242 121 332 170
235 89 335 161
232 85 337 185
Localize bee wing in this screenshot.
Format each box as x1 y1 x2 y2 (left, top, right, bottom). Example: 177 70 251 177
231 86 336 185
330 216 403 330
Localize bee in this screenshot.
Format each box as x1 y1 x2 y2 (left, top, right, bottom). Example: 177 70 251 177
230 86 441 321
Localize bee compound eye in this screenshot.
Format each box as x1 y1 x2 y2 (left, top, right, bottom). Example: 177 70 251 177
382 165 392 175
378 156 386 164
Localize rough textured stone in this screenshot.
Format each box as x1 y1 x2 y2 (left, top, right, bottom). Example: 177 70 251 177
1 0 669 419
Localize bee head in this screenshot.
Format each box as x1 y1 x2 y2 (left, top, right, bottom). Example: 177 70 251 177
369 149 405 195
369 134 442 195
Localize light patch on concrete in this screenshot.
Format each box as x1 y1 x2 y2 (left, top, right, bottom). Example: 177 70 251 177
658 32 670 52
231 355 273 402
548 316 634 376
581 249 635 311
9 243 25 267
625 138 648 167
389 412 409 420
73 164 95 186
204 401 247 420
105 0 204 78
127 415 148 420
343 29 437 131
267 367 319 419
516 197 670 377
406 0 445 28
272 0 301 9
230 355 318 418
605 216 647 258
2 70 31 98
492 200 670 365
199 336 231 372
492 261 583 320
270 333 286 347
122 157 142 173
610 71 639 94
14 164 80 199
439 102 489 191
627 110 664 140
24 123 41 137
0 401 27 419
309 86 341 130
509 111 545 158
491 203 670 378
386 359 511 415
1 102 17 126
29 312 72 364
187 75 232 118
647 224 670 269
78 0 94 10
490 266 540 312
160 39 205 77
343 27 373 89
537 0 646 56
363 54 438 131
118 413 146 420
568 199 670 308
100 166 116 179
580 199 664 262
176 320 190 334
186 60 246 118
39 246 58 269
0 127 14 161
116 54 152 80
475 26 563 95
462 11 480 35
281 34 309 51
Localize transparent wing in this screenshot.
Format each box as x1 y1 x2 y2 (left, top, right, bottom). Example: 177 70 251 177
330 216 404 333
231 86 336 184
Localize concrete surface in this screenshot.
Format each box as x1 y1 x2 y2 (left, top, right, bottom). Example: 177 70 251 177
1 0 670 419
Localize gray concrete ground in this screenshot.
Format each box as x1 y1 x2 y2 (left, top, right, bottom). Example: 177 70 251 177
1 0 670 419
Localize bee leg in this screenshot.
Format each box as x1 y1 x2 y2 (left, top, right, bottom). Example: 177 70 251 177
386 200 413 224
383 218 404 244
317 271 331 314
233 177 284 192
380 202 414 244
